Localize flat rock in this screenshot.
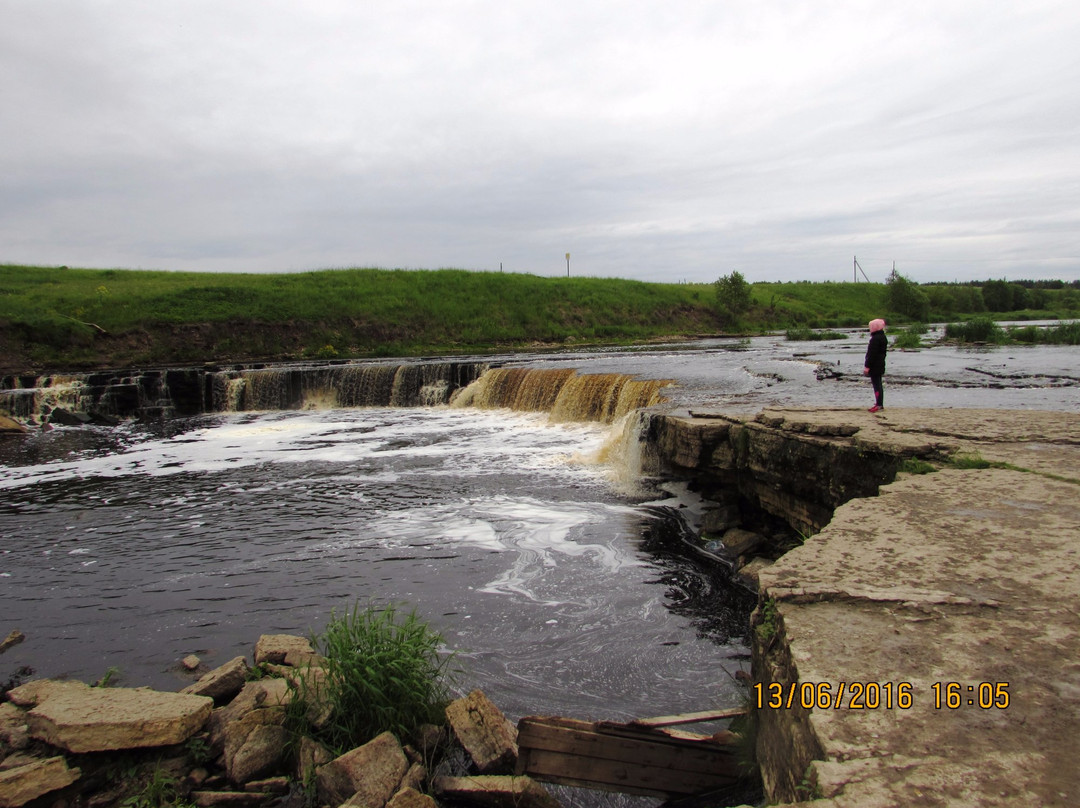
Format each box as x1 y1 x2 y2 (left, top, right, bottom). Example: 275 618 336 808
445 689 518 774
22 681 212 753
182 656 250 703
432 775 561 808
253 634 313 665
0 756 81 808
386 787 438 808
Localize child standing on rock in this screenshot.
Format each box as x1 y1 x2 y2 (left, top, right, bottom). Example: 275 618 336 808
863 318 887 412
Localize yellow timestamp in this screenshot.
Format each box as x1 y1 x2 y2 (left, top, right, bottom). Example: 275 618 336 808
931 681 1010 709
753 681 1010 710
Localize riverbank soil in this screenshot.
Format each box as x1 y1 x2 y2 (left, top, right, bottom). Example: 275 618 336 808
750 408 1080 807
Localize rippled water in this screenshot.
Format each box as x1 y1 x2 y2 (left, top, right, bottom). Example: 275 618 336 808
0 405 752 728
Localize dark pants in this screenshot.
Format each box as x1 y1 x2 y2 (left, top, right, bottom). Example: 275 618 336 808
870 371 884 407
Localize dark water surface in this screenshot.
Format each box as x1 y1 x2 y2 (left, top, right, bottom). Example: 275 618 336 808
0 405 752 727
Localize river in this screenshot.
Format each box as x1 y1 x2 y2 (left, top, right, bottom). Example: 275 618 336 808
1 331 1076 730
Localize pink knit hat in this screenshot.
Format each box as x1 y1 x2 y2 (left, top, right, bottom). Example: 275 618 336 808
869 318 886 333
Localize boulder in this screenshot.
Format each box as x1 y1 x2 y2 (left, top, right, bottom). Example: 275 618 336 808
316 731 408 808
295 736 334 784
721 527 766 558
386 787 438 808
182 656 250 703
223 706 289 786
182 655 202 671
432 775 561 808
0 756 81 808
0 703 29 751
208 678 291 750
0 630 25 653
445 690 518 774
0 416 27 435
399 761 426 792
46 408 91 426
21 681 212 753
253 634 313 665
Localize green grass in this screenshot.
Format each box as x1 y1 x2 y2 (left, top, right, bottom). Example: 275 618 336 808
287 602 456 755
2 265 1076 372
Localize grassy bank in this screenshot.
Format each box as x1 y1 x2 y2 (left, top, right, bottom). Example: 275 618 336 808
1 265 1076 372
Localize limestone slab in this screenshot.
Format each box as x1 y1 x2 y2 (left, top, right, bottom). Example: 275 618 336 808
445 689 518 774
0 757 81 808
25 683 212 753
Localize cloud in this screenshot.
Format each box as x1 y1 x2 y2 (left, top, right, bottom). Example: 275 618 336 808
2 0 1078 282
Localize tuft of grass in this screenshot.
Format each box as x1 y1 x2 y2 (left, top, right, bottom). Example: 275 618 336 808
119 767 192 808
93 665 121 687
784 326 847 341
288 602 456 755
755 598 779 642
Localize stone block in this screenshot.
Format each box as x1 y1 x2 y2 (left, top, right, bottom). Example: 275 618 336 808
0 756 81 808
386 786 438 808
182 656 250 703
24 682 212 753
317 731 408 808
254 634 314 665
223 706 289 786
445 689 518 774
432 775 561 808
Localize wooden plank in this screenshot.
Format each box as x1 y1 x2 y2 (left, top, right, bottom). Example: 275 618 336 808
515 716 743 797
627 707 748 728
521 748 738 797
517 720 735 775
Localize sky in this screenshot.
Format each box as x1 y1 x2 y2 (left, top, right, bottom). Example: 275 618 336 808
2 1 1079 284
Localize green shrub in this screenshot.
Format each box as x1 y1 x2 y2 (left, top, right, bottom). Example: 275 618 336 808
891 330 923 350
785 327 846 341
289 603 456 754
944 317 1006 344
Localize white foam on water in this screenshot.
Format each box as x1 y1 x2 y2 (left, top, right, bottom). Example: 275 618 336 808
0 407 616 491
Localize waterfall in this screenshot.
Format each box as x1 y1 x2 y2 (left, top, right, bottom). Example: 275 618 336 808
455 368 672 423
1 361 671 426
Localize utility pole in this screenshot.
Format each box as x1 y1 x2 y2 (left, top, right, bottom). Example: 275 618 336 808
565 253 570 278
853 256 869 283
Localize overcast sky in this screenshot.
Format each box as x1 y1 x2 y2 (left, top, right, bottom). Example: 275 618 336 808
2 1 1079 284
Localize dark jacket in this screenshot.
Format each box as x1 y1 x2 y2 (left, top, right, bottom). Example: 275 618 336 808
864 330 887 374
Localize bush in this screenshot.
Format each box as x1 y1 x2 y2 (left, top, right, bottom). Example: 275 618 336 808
892 330 922 349
944 317 1006 344
784 327 846 341
884 270 930 321
714 271 752 324
289 603 456 753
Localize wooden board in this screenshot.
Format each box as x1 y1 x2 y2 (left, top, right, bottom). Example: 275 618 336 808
515 715 744 798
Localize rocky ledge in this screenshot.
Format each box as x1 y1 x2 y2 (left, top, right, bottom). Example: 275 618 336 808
655 407 1079 807
0 635 548 808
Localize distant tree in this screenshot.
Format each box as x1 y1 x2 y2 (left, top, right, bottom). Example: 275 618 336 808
714 271 752 323
982 279 1031 312
884 270 930 321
